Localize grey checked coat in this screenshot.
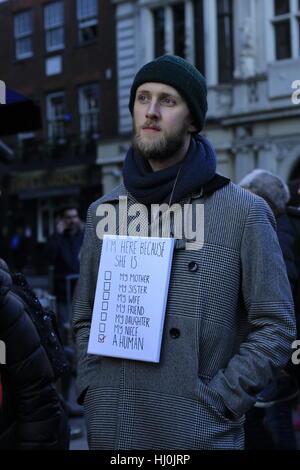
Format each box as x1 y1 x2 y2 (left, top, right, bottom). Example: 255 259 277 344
73 177 295 450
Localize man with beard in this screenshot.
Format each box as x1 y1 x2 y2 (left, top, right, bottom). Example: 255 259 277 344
73 55 295 450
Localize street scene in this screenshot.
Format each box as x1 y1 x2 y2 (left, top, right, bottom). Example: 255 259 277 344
1 0 300 452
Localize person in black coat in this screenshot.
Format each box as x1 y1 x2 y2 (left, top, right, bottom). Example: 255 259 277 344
285 201 300 329
239 169 299 450
0 259 69 449
45 205 84 333
44 205 84 420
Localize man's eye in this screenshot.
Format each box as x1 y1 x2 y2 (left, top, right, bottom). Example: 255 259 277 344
162 97 176 105
137 95 149 102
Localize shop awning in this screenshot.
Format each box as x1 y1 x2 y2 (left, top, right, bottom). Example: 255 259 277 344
0 85 42 136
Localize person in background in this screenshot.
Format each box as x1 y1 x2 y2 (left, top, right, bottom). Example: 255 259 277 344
287 179 300 325
239 169 299 450
287 178 300 431
45 205 84 422
45 205 84 336
0 258 69 449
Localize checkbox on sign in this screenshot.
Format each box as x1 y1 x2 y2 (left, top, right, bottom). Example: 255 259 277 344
103 291 110 300
98 334 105 343
104 271 112 280
99 323 106 333
104 282 110 291
102 301 108 310
101 312 107 321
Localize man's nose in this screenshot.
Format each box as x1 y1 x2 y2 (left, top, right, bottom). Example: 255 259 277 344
145 99 160 119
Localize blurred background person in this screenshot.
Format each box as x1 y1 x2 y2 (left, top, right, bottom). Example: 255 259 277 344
45 204 84 337
44 204 84 422
287 178 300 430
0 258 69 449
239 169 300 450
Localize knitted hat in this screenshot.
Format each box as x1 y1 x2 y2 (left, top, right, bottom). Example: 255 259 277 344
239 169 290 214
129 55 207 132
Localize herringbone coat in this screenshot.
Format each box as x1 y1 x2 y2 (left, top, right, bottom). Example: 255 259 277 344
73 178 295 450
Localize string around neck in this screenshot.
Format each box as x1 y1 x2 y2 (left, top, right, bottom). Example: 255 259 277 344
168 164 183 206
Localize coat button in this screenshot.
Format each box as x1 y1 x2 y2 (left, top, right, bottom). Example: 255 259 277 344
188 261 198 272
170 328 180 339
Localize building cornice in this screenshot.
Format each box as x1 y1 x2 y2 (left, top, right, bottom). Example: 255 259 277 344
221 106 300 126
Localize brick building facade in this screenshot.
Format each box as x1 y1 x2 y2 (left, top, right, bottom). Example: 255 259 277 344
0 0 118 273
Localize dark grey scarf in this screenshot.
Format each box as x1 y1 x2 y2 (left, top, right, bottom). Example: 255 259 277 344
122 134 217 204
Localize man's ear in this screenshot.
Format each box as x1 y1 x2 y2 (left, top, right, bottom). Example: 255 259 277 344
188 121 197 133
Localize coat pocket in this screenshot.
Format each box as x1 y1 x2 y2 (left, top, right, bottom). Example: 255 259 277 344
196 376 244 425
197 320 235 379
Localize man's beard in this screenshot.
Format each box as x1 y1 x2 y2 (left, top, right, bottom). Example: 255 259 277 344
133 119 189 162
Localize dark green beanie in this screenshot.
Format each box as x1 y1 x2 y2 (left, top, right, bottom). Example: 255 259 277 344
128 55 207 132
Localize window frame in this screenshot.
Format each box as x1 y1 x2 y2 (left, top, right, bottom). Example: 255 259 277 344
153 7 165 58
193 0 205 75
44 1 65 53
217 0 234 83
78 83 100 137
14 10 33 60
173 2 186 58
271 0 300 60
46 91 66 140
150 1 205 73
76 0 98 43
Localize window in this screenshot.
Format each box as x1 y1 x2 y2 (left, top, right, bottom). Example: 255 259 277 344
77 0 98 43
44 1 64 52
274 20 291 59
14 10 33 60
46 92 66 139
78 84 100 136
274 0 289 15
272 0 300 60
153 8 165 57
217 0 234 83
151 2 204 73
173 3 185 58
193 0 205 74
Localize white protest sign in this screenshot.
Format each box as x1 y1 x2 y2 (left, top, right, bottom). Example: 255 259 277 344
88 235 175 362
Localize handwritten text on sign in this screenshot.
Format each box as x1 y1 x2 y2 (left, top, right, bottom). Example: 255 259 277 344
88 235 175 362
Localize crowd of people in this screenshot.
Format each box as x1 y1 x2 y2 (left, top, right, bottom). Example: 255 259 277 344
1 54 300 450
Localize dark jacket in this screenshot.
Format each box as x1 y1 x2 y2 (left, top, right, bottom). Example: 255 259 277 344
277 212 299 289
277 208 300 393
0 260 69 449
45 229 84 276
277 209 300 344
45 229 84 302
